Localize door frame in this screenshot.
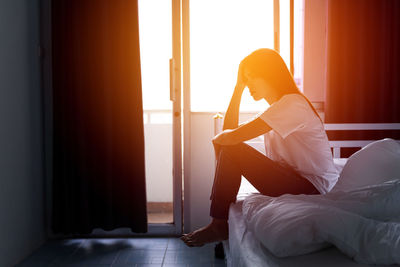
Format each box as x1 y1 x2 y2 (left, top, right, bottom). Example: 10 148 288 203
140 0 183 236
128 0 183 236
170 0 183 235
181 0 191 234
136 0 183 236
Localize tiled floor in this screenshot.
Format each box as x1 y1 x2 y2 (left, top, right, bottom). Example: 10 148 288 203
16 237 226 267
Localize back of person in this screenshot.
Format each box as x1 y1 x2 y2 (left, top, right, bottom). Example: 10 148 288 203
259 94 339 194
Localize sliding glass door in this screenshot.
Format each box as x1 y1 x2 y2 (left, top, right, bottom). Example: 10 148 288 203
181 0 304 232
138 0 303 234
138 0 182 235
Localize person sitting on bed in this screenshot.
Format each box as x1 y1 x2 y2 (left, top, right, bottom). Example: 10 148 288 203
181 48 340 247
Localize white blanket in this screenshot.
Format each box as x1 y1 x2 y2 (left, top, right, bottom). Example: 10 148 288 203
242 180 400 265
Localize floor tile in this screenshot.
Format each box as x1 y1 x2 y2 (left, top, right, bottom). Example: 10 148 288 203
61 239 129 265
125 237 169 250
114 249 165 264
167 238 216 252
113 264 163 267
163 243 220 265
16 237 226 267
16 239 85 266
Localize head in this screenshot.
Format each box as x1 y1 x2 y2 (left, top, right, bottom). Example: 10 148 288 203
240 48 323 122
240 48 299 104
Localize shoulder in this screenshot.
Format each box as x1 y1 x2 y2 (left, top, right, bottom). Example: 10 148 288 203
271 93 308 111
259 93 311 139
279 93 307 105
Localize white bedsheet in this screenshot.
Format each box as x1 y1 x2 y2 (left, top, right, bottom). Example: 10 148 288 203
226 200 382 267
242 179 400 265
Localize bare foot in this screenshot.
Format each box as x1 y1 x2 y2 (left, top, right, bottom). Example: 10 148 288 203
180 218 228 247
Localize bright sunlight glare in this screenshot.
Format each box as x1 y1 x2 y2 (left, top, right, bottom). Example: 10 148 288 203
139 0 301 113
190 0 274 112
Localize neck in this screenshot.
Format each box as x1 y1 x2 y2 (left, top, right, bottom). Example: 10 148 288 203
264 90 284 105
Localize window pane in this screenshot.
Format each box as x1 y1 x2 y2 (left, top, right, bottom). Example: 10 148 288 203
294 0 304 90
139 0 173 224
190 0 274 112
280 0 290 69
139 0 172 110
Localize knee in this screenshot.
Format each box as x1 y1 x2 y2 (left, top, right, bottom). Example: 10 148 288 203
218 142 244 155
215 143 245 165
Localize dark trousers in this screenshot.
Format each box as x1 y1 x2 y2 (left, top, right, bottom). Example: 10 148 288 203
210 142 319 220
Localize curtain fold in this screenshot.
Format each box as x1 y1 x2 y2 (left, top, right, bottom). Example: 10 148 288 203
52 0 147 234
325 0 400 152
325 0 400 124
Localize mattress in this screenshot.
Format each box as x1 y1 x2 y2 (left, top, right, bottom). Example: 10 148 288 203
224 200 389 267
223 158 389 267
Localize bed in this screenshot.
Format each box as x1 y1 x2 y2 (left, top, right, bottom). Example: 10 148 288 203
225 199 383 267
213 118 400 266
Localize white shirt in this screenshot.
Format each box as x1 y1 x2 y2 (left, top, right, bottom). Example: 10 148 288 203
258 94 339 194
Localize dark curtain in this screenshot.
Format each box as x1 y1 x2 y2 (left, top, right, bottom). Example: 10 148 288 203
325 0 400 149
52 0 147 234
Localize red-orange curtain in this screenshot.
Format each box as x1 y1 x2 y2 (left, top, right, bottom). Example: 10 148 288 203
325 0 400 146
325 0 400 123
51 0 147 234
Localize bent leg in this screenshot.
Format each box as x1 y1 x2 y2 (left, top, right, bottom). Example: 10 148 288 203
210 143 318 220
182 142 318 247
230 143 317 196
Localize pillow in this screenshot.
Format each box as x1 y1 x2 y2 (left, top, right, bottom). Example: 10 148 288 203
331 138 400 192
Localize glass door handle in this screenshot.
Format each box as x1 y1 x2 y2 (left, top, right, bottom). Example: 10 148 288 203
169 58 176 102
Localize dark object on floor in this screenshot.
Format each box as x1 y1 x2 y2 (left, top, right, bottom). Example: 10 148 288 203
215 242 225 259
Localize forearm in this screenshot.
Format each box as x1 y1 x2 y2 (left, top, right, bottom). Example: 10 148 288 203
214 117 271 146
223 87 243 130
230 117 271 143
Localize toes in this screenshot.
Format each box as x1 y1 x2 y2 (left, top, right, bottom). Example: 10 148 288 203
181 235 204 247
185 240 194 246
181 232 196 241
186 240 204 247
180 233 193 242
181 235 193 246
186 232 195 238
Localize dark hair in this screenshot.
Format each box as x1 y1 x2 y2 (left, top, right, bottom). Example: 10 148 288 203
241 48 322 122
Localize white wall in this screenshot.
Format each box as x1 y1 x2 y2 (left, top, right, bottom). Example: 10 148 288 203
144 124 173 202
187 112 258 231
0 0 45 266
188 113 216 230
